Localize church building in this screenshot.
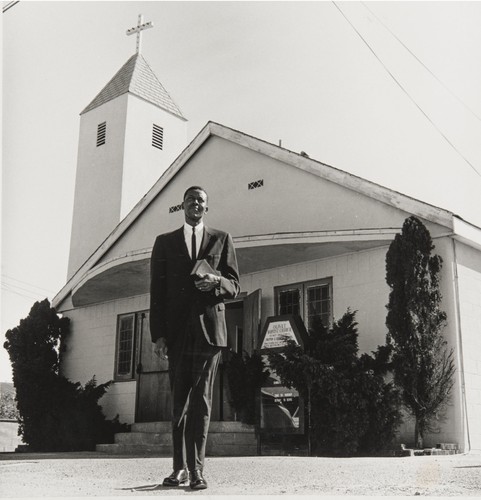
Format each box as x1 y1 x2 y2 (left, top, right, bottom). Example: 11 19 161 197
52 18 481 455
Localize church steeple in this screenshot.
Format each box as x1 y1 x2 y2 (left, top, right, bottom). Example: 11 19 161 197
81 53 185 119
67 15 187 279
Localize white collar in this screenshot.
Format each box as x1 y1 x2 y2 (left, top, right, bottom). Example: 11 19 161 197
184 221 204 234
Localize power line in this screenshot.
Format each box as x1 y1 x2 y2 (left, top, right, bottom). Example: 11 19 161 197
361 1 481 124
1 280 50 299
1 274 55 295
332 1 481 178
2 1 19 14
1 284 41 302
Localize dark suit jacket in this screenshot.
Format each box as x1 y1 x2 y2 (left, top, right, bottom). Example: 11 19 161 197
150 225 240 348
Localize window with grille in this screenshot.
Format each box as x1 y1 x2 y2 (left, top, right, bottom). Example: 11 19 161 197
152 124 164 150
114 311 150 381
278 288 301 316
276 278 332 332
306 283 331 331
116 314 135 379
97 122 106 147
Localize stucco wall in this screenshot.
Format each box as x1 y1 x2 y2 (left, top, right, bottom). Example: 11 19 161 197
60 294 150 424
456 241 481 451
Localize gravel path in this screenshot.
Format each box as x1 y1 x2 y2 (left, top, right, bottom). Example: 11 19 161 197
1 452 480 497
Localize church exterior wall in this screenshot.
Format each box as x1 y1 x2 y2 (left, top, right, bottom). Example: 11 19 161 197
455 241 481 451
423 237 464 449
60 294 149 424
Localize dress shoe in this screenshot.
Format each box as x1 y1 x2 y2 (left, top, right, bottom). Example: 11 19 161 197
190 469 208 490
162 469 189 487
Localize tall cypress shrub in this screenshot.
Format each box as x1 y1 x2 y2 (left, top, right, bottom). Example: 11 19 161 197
385 216 455 448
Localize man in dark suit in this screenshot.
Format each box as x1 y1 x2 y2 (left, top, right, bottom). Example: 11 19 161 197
150 186 240 490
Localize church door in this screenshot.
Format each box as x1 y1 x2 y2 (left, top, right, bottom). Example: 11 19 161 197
242 288 262 353
135 312 171 422
135 289 262 423
210 289 262 420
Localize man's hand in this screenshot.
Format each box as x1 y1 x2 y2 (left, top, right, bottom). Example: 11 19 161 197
194 273 220 292
154 337 168 360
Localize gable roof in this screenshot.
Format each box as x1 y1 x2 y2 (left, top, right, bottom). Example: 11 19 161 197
52 121 480 308
81 53 185 119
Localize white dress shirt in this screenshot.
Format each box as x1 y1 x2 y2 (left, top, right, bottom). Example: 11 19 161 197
184 221 204 260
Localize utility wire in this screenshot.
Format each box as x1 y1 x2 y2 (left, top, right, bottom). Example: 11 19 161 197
332 1 481 178
2 284 41 302
1 280 50 298
2 1 19 13
361 1 481 124
1 274 55 295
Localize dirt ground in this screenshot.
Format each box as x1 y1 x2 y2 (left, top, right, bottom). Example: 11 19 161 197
0 451 480 497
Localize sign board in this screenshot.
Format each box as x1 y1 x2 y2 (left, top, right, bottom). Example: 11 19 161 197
260 386 301 432
260 320 299 349
258 315 308 352
257 315 308 435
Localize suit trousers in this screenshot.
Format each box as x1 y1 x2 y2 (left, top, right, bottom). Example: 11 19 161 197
168 309 221 472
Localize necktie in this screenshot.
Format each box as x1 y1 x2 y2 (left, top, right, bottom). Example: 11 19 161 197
191 226 196 262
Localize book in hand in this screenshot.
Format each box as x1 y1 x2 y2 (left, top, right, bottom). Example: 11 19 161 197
191 259 217 279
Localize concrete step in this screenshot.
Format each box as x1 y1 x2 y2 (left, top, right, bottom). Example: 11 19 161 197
97 421 258 456
115 432 172 445
115 431 256 446
131 421 254 434
201 431 257 446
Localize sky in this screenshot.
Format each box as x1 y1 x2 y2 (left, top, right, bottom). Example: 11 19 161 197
2 1 481 383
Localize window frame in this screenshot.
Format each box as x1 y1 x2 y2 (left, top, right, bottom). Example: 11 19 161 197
274 277 333 331
114 312 143 381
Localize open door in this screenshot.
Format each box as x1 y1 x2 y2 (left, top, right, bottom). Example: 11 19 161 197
243 288 262 354
135 312 171 422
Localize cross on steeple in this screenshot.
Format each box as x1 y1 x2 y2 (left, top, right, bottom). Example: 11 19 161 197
126 14 154 54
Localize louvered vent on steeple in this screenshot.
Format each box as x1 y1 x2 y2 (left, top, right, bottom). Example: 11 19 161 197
152 124 164 150
97 122 106 147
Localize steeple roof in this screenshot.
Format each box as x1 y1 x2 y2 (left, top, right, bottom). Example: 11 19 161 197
81 53 185 119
